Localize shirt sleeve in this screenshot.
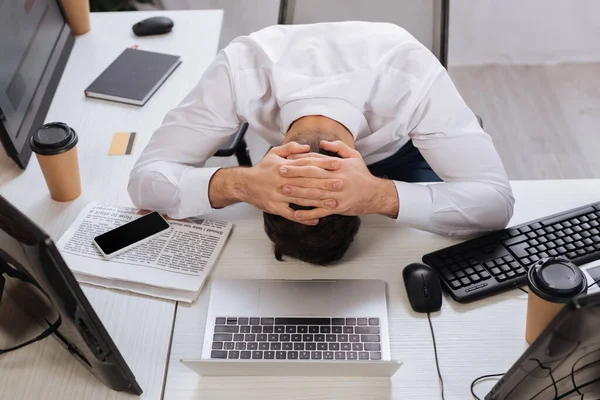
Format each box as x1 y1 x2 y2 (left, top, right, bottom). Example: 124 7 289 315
394 60 515 236
127 51 241 219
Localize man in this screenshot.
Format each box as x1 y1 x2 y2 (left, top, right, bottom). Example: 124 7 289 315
128 21 515 265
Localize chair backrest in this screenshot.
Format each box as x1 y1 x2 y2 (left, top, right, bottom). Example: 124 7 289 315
278 0 449 68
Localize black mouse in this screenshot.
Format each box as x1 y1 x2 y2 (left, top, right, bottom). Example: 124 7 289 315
403 263 442 313
132 16 174 37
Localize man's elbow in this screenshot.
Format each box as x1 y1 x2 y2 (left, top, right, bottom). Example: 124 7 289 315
481 185 515 231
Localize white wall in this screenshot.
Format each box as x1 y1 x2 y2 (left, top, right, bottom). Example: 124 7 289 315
449 0 600 66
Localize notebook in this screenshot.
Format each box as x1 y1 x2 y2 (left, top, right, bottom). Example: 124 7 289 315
84 48 182 106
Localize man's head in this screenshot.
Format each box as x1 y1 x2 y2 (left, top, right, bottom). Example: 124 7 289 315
263 116 361 266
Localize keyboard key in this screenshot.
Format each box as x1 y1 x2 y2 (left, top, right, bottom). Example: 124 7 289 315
500 264 510 272
480 271 491 279
300 351 310 359
484 261 495 269
509 261 520 270
575 241 585 248
540 252 549 259
259 342 269 350
291 334 302 342
303 334 314 342
347 352 358 360
521 225 532 233
582 231 591 238
251 326 262 333
241 351 251 359
515 267 527 276
370 352 382 360
465 267 475 275
364 343 381 351
335 352 345 360
212 342 223 350
456 270 466 278
577 249 586 256
509 243 530 259
211 350 227 359
539 237 548 244
496 274 507 282
557 246 567 254
566 244 576 251
268 334 278 341
270 342 281 350
470 275 481 283
315 334 325 342
311 351 322 360
338 334 349 342
274 326 285 333
343 327 354 334
263 326 274 333
490 267 501 275
297 326 308 333
306 343 316 350
289 351 299 359
574 226 583 233
249 318 260 325
213 334 232 341
332 318 345 325
309 326 319 333
323 351 334 360
474 264 484 272
507 228 520 237
332 326 343 333
346 318 357 325
506 271 516 278
341 343 351 351
261 317 274 325
460 277 471 286
233 334 244 341
349 335 360 342
226 317 237 325
318 343 328 350
527 232 537 239
276 351 286 359
548 249 558 256
532 222 542 230
257 334 267 342
329 343 340 351
215 317 226 325
459 261 469 269
275 318 330 325
537 244 547 252
359 352 370 360
238 317 249 325
229 351 240 359
252 351 263 359
282 342 293 350
584 238 594 245
286 326 297 333
280 334 291 341
264 351 275 359
440 268 454 281
352 343 363 351
355 327 380 334
361 335 381 342
247 342 258 350
326 334 337 342
357 318 368 326
449 280 462 289
240 326 251 333
320 326 331 333
368 318 380 326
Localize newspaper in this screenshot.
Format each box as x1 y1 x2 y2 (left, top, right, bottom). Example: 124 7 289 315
56 202 233 303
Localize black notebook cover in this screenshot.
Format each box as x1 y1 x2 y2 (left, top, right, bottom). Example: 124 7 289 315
84 48 182 106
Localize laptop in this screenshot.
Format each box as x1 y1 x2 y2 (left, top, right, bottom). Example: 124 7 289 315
182 279 401 377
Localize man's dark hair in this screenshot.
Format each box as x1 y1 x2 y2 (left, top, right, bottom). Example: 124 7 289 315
263 135 361 266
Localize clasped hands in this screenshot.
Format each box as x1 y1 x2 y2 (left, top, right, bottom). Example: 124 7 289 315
245 141 393 225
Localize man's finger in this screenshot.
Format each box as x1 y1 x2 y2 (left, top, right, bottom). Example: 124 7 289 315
280 165 335 179
287 153 330 160
284 177 343 191
284 157 340 170
320 140 360 159
270 142 310 158
281 186 329 200
293 207 336 221
271 205 319 226
285 196 337 210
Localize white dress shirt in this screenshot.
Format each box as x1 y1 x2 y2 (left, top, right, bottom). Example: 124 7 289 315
128 21 514 236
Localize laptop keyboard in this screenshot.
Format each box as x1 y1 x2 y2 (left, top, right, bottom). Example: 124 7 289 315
210 317 382 361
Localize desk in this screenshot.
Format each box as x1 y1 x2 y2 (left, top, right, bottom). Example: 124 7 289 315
164 179 600 400
0 10 223 399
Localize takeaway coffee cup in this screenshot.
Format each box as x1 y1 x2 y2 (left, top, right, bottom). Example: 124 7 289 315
30 122 82 202
525 257 587 344
60 0 91 36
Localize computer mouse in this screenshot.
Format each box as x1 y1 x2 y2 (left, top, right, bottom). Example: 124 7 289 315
132 16 174 37
402 263 442 313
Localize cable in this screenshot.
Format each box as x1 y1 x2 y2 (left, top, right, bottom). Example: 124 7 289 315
427 312 445 400
587 277 600 290
515 284 529 294
470 373 505 400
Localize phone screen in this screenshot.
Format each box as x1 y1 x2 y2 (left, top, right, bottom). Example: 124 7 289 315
94 212 170 255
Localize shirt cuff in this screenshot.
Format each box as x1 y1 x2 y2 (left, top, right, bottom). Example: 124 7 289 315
393 181 434 228
175 167 221 219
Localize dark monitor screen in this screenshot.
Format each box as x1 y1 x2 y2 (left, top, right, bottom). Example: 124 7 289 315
486 292 600 400
0 194 143 395
0 0 74 169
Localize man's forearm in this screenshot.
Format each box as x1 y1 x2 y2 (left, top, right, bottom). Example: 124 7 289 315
208 167 250 209
371 179 400 219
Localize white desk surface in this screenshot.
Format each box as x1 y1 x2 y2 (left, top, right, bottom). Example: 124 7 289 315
0 10 223 399
164 179 600 400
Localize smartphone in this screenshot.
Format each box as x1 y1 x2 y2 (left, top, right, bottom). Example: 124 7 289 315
93 211 170 259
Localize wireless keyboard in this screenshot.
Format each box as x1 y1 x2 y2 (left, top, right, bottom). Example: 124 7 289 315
422 201 600 303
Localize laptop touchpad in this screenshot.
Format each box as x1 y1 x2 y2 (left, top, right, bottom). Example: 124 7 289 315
258 281 337 316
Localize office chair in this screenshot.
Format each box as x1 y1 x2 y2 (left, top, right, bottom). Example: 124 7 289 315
213 123 252 166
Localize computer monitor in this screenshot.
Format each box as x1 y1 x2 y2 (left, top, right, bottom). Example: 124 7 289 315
486 292 600 399
0 194 142 395
0 0 74 169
